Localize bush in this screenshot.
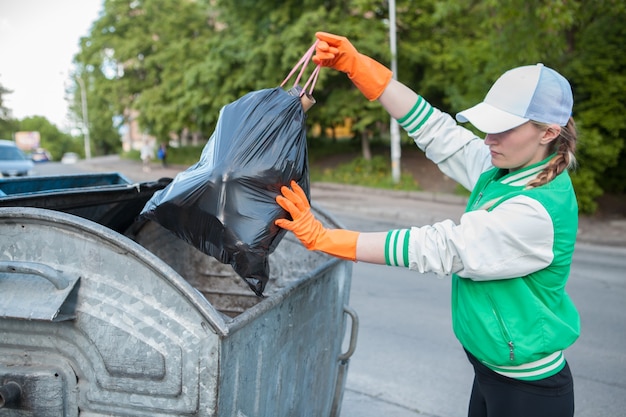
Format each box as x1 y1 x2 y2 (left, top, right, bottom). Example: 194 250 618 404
311 155 420 191
166 145 205 165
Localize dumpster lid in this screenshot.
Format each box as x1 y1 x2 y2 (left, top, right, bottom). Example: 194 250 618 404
0 261 80 321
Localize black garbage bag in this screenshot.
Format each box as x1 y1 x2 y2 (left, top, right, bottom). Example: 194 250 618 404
141 87 310 296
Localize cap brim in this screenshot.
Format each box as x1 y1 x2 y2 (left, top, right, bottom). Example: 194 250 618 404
456 102 529 134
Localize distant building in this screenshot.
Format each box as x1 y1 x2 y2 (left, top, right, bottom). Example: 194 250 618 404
14 131 41 151
120 109 156 152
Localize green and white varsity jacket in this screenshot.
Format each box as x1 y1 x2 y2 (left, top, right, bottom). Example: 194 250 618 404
386 96 580 380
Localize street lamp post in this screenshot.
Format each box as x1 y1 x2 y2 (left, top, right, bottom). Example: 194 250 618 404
75 75 92 160
389 0 401 184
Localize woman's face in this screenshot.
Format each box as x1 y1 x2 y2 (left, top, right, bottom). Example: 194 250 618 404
484 122 560 171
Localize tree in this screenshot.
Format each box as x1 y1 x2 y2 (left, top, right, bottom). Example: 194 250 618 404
74 0 218 146
387 0 625 212
72 0 625 213
0 82 11 121
73 0 395 148
204 0 396 157
0 81 18 138
68 72 122 156
18 116 79 160
565 1 626 203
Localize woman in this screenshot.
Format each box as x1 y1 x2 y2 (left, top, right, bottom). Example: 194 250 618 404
275 32 580 417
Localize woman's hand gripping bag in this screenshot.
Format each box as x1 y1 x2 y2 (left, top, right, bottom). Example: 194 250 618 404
141 87 310 296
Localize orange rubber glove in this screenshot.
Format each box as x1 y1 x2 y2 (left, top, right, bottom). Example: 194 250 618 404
313 31 393 101
275 181 359 261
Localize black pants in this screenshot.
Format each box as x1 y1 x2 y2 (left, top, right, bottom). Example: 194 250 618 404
466 351 574 417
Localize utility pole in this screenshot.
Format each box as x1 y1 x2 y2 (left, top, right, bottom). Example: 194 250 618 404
389 0 401 183
75 75 92 159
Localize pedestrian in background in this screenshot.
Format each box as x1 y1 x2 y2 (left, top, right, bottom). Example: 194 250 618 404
157 143 167 167
140 140 154 172
276 32 580 417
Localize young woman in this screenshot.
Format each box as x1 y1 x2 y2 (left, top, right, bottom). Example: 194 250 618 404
275 32 580 417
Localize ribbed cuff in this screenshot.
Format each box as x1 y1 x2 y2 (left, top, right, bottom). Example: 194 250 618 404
384 229 411 267
398 95 434 135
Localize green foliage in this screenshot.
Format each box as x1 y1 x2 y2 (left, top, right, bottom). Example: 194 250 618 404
18 116 81 160
455 183 471 198
121 149 141 162
565 2 626 195
123 143 204 166
571 166 602 214
307 137 361 162
0 118 18 140
70 0 625 214
0 82 17 137
308 137 422 190
166 145 205 165
395 0 625 210
73 0 215 149
311 155 420 191
0 82 12 121
0 84 82 157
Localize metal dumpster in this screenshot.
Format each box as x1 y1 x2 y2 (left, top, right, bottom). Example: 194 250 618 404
0 174 357 417
0 173 171 234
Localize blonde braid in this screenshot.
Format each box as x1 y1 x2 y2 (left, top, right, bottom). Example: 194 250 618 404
527 118 577 189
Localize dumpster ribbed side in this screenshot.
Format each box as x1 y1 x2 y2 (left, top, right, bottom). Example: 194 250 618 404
0 208 223 416
130 206 357 417
1 198 357 417
217 257 352 417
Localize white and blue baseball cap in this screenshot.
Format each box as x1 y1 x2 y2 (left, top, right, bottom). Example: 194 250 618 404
456 63 573 134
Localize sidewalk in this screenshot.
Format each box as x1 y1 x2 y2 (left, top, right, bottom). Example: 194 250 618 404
312 182 626 248
76 156 626 247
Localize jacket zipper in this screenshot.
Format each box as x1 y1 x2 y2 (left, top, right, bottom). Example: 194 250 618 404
472 192 483 210
487 294 515 361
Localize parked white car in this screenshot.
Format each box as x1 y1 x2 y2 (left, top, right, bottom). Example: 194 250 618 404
61 152 80 164
0 139 35 177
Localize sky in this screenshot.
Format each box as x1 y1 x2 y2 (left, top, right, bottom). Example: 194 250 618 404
0 0 104 130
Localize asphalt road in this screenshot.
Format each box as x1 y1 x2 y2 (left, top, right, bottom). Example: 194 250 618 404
32 158 626 417
331 207 626 417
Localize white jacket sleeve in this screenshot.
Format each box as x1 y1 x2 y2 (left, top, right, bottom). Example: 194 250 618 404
398 97 493 191
406 195 555 280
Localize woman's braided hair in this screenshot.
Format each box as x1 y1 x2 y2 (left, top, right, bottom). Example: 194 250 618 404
526 117 577 188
